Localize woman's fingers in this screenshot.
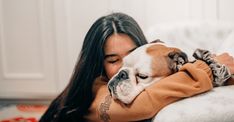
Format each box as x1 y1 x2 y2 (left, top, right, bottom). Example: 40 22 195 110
214 53 234 74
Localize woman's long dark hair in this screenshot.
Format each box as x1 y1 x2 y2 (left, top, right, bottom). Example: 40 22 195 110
39 12 147 122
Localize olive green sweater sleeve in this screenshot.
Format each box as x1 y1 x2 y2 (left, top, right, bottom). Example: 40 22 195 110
85 60 213 122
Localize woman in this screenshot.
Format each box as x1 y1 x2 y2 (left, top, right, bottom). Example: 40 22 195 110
40 12 234 122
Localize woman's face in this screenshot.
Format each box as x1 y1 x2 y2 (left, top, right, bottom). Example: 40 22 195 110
104 33 137 79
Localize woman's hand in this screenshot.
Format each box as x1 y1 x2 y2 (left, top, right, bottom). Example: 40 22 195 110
214 53 234 74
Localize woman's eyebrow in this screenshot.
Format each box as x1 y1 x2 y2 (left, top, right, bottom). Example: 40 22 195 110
104 54 117 59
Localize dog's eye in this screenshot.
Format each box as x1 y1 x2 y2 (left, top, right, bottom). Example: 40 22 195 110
136 73 148 79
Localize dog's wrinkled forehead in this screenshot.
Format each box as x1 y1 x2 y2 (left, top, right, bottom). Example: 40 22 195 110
124 42 170 61
123 42 176 68
122 42 171 75
122 44 151 72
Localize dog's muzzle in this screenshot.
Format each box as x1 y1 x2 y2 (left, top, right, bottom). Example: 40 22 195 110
108 70 129 96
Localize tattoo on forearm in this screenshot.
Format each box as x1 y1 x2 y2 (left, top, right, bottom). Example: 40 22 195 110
99 95 111 122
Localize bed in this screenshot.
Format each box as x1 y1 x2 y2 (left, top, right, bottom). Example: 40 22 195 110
146 21 234 122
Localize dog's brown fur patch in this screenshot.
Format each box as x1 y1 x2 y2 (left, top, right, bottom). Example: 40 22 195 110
146 44 183 77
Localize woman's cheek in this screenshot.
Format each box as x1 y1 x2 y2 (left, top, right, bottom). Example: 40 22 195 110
105 63 122 79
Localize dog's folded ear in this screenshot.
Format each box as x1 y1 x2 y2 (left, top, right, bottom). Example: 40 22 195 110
150 39 164 43
168 51 189 72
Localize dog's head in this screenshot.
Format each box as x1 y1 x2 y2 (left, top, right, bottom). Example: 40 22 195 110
107 40 188 104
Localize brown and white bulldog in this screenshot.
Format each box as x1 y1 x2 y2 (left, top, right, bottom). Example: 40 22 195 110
107 40 189 104
107 40 232 104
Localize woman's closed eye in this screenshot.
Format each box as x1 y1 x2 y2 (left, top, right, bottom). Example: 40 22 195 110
105 57 120 64
108 59 119 63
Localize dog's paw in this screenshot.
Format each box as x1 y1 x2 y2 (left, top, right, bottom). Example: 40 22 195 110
168 51 188 72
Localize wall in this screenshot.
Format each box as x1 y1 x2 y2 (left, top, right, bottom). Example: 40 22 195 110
0 0 233 98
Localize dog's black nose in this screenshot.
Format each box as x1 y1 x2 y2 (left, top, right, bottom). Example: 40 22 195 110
118 70 129 80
